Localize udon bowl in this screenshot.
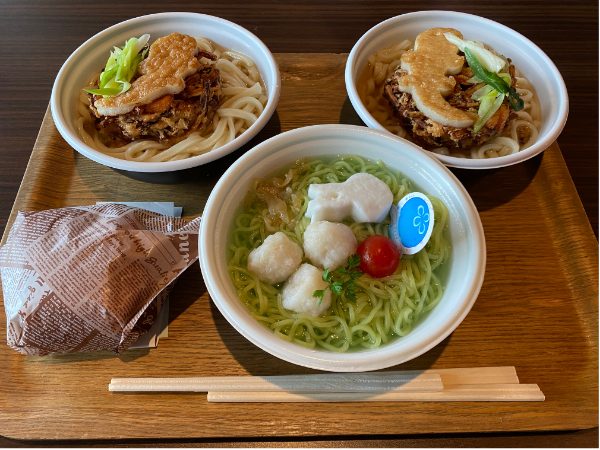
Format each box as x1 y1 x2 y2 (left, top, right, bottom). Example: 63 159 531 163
51 12 280 173
345 10 569 170
199 124 486 372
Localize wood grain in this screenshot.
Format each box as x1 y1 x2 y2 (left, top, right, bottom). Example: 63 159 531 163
0 54 597 442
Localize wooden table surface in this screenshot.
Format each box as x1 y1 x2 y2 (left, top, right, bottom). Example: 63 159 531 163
0 0 597 447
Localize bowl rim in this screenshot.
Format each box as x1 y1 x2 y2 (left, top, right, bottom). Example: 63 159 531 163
199 124 486 372
344 9 569 170
50 11 281 173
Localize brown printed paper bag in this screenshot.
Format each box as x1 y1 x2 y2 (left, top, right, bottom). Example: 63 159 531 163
0 203 200 355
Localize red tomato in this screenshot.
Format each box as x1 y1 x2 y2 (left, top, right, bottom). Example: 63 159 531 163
357 235 401 278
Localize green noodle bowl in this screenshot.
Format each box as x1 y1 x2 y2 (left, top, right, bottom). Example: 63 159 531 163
227 155 451 352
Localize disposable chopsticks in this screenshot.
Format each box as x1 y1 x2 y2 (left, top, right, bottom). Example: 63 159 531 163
109 371 443 393
207 383 545 402
432 365 519 385
108 366 544 402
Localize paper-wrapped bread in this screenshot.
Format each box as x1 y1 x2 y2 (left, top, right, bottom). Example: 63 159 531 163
0 203 200 355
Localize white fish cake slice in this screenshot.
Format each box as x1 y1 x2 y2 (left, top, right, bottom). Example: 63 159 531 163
94 33 201 116
397 28 475 128
306 173 393 224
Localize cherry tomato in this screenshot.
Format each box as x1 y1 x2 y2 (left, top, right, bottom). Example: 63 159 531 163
357 235 401 278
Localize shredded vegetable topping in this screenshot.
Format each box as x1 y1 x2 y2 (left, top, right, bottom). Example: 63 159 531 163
443 32 506 73
464 47 524 113
84 34 150 97
444 32 524 132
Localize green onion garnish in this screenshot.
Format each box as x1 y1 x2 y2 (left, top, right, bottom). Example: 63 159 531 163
84 34 150 98
464 47 524 111
473 91 505 133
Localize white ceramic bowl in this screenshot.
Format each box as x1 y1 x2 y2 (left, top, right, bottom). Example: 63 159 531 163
345 10 569 170
51 12 280 172
199 124 486 372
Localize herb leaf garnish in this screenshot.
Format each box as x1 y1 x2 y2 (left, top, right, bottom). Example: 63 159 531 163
313 254 362 302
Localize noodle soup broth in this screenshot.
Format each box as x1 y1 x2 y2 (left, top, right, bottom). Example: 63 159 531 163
227 155 451 353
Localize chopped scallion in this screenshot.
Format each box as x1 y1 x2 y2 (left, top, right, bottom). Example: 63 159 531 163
464 47 524 111
84 34 150 98
473 91 505 133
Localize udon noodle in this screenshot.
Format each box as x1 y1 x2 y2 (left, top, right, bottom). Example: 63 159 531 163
358 40 541 159
76 37 267 162
228 155 451 352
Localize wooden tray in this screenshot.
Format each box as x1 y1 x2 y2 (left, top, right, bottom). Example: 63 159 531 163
0 54 597 441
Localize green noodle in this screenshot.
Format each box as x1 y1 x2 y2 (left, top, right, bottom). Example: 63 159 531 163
227 155 451 352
